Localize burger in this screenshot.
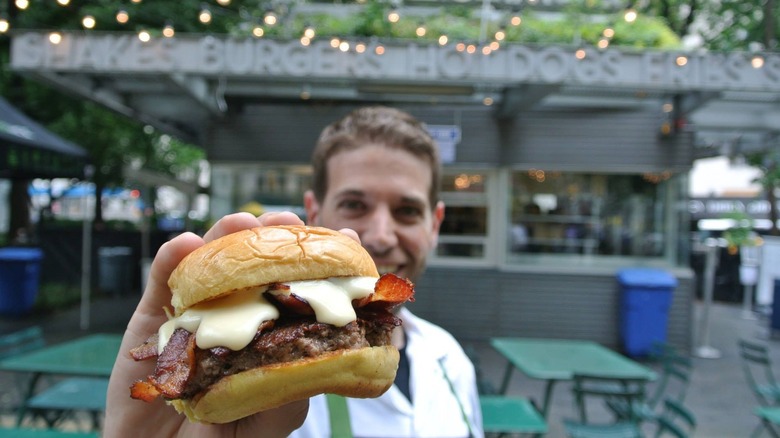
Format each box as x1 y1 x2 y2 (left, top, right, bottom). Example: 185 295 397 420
128 224 414 424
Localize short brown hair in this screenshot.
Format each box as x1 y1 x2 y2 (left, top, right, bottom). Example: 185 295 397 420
310 106 441 207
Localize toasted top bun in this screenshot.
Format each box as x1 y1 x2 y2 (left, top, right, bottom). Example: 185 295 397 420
169 225 379 314
169 345 399 424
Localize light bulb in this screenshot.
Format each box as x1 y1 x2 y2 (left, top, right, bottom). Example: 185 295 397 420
387 10 400 23
624 8 638 23
116 10 129 24
199 9 212 24
82 15 96 29
163 23 175 38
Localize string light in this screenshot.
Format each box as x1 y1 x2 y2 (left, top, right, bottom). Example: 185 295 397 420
597 38 609 49
675 55 688 66
198 6 212 24
263 10 277 26
375 44 385 55
575 48 587 60
252 24 264 37
489 41 500 51
300 36 311 46
216 0 231 5
438 35 448 46
56 0 70 6
456 42 466 52
15 0 29 10
330 37 340 48
303 24 315 39
163 21 175 38
0 18 8 33
339 41 350 52
355 42 367 53
494 27 506 41
624 8 638 23
603 27 615 38
751 55 765 68
387 8 400 23
81 15 96 29
138 29 151 42
48 32 62 44
415 23 426 37
116 10 129 24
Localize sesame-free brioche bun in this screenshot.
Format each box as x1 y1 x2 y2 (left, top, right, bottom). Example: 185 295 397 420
169 225 379 314
170 346 399 424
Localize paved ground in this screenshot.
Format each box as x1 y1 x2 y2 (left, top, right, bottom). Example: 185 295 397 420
1 292 778 437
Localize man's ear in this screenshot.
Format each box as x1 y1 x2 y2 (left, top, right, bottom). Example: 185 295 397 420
430 200 445 247
303 190 320 226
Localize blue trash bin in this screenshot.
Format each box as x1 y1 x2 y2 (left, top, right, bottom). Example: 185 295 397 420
0 247 44 315
617 268 678 357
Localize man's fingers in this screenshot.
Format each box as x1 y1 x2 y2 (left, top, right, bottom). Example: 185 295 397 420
258 211 305 227
202 212 263 242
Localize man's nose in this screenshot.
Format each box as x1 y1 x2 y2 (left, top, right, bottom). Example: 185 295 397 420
361 207 398 254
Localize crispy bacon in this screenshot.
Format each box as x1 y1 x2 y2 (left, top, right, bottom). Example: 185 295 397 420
129 333 159 360
130 380 161 402
148 328 197 399
355 273 415 310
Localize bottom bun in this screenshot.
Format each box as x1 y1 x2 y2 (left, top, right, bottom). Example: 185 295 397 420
170 345 400 424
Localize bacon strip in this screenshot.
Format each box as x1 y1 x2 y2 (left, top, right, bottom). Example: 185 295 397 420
355 273 415 310
148 328 197 399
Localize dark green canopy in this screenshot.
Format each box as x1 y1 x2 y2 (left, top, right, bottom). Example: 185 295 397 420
0 96 88 179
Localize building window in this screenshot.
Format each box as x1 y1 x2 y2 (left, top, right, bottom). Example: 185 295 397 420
434 169 491 261
508 170 679 264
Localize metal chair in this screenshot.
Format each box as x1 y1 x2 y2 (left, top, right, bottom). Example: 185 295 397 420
563 374 647 438
607 349 692 423
480 395 547 437
738 339 780 406
653 398 696 438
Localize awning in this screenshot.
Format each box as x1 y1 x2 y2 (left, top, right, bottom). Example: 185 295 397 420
0 96 89 179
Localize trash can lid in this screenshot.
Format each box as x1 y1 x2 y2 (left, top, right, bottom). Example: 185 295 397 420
617 268 678 288
0 247 43 261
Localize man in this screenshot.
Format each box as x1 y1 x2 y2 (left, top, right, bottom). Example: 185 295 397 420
292 106 483 437
103 106 481 437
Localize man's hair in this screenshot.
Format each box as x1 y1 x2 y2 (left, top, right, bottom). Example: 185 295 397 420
311 106 441 207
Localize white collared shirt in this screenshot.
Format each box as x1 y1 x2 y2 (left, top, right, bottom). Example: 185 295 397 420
289 308 483 438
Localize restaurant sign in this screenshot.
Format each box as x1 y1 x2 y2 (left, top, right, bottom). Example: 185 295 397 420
688 197 775 220
11 32 780 93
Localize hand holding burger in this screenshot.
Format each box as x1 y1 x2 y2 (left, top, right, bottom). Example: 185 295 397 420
105 213 353 437
113 215 414 427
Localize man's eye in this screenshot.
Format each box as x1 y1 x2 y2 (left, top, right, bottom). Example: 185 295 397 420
396 206 423 220
339 200 365 212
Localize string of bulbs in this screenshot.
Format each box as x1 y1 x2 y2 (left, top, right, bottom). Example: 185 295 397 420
0 0 765 68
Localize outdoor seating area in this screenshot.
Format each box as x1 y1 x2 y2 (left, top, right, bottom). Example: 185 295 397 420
0 328 119 434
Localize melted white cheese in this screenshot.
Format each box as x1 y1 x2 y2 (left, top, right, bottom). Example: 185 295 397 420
158 276 376 353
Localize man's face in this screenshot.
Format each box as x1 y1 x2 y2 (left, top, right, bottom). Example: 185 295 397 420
305 145 444 282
